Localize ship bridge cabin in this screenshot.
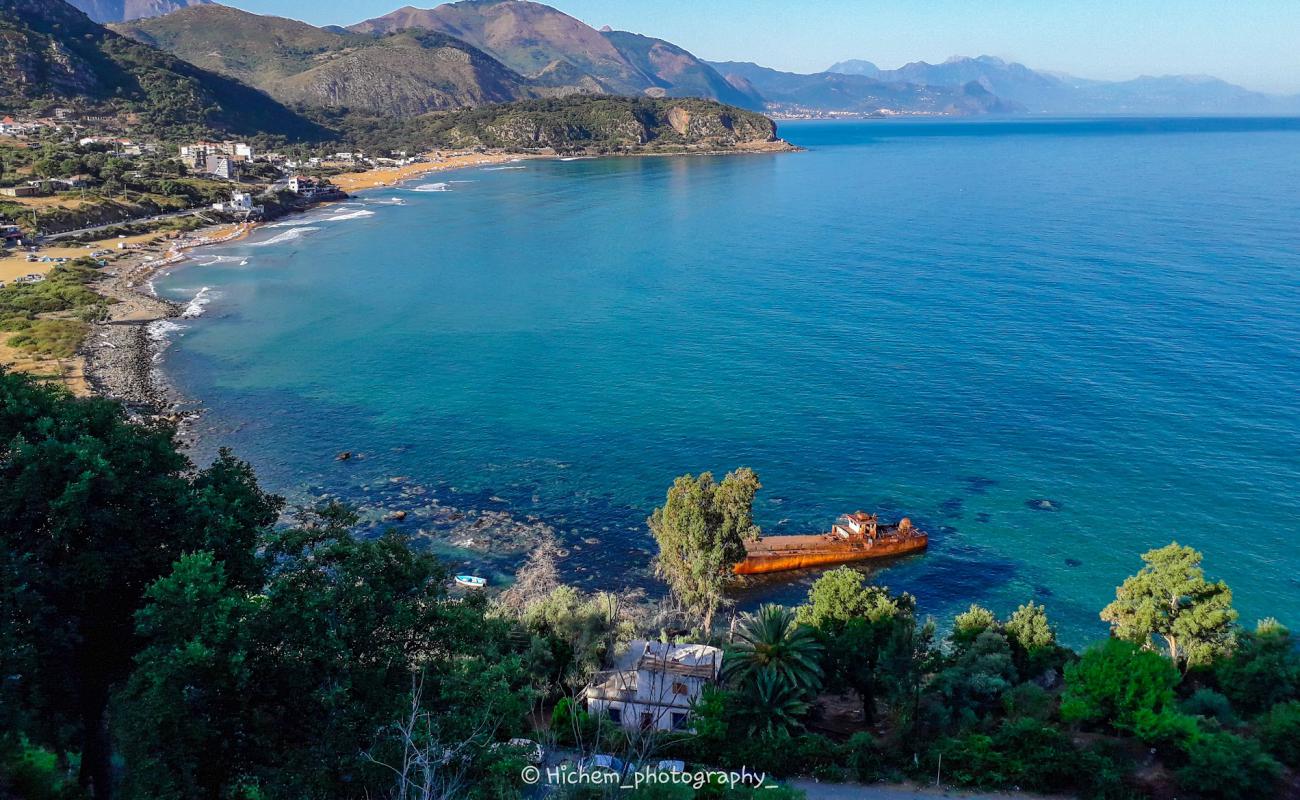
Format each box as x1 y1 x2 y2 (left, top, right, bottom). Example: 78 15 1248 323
832 512 915 541
833 511 878 539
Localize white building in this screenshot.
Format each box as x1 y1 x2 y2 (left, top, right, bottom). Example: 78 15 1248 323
584 641 722 732
212 191 262 215
203 155 239 181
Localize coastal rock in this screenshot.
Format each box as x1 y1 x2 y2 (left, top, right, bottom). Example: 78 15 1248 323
1025 498 1062 512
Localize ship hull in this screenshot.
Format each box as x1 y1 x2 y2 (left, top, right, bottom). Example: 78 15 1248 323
733 532 928 575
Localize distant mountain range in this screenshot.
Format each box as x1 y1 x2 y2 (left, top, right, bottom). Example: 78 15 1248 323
706 61 1021 116
55 0 1300 118
825 55 1300 115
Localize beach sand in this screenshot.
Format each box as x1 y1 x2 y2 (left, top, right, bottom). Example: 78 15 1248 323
0 231 163 283
0 223 252 397
330 151 534 193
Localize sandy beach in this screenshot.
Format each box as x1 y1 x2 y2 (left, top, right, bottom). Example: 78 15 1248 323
0 222 252 399
330 151 535 193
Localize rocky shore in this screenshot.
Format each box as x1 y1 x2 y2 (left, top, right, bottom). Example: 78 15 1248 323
81 274 182 413
79 222 254 420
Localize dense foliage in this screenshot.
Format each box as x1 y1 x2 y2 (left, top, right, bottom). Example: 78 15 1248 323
4 402 1299 799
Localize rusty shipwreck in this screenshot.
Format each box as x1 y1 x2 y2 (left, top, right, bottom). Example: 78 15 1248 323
733 512 928 575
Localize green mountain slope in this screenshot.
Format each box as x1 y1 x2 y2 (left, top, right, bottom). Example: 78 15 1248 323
600 30 763 110
349 0 650 94
0 0 326 138
114 5 537 115
415 95 787 154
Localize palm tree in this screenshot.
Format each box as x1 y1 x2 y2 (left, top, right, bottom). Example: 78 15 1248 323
738 669 811 736
723 603 824 695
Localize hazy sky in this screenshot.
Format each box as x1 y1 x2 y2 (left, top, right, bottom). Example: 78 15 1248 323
225 0 1300 93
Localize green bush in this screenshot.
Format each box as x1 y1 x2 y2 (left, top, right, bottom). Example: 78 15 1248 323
844 732 883 782
1061 638 1179 734
1258 700 1300 767
1175 732 1280 800
1179 688 1237 728
0 738 79 800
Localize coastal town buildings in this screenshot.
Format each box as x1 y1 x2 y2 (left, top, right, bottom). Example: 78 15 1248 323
212 191 263 216
202 155 240 181
287 175 329 198
180 141 254 162
584 641 722 732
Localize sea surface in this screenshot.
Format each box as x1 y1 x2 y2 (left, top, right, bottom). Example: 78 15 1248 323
153 117 1300 645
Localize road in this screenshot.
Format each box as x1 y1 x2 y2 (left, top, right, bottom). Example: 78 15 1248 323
41 208 208 241
789 778 1070 799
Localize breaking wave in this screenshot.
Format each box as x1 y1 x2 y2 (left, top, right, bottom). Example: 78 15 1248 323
180 287 213 319
251 226 320 246
411 182 450 192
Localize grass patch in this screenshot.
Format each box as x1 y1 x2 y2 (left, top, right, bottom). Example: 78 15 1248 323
2 318 88 359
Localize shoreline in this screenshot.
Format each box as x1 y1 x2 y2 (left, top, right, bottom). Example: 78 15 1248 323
69 151 533 417
59 143 795 417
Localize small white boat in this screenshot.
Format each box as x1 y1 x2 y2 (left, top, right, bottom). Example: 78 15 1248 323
454 575 486 589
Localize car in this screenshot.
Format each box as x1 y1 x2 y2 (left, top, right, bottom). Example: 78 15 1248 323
580 754 627 776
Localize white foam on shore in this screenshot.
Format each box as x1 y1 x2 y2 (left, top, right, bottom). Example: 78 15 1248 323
251 226 320 246
146 319 185 345
180 287 213 319
324 208 376 222
195 254 245 267
263 218 320 229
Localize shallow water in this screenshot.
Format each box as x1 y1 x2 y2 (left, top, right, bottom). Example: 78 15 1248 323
154 118 1300 644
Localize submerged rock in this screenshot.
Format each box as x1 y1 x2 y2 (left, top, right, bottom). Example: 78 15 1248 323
1025 498 1062 512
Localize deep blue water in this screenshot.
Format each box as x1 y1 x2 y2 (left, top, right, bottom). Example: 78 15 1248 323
154 117 1300 644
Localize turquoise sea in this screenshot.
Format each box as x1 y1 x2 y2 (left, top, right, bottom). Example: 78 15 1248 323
154 117 1300 645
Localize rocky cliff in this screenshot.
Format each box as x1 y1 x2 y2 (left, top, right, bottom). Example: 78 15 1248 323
418 96 789 154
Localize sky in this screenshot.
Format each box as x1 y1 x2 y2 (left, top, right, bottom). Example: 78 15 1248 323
224 0 1300 94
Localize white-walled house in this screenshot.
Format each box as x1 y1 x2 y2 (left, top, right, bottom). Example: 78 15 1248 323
585 641 722 732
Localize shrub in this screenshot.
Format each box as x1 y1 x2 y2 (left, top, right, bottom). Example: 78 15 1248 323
1061 638 1179 733
1258 700 1300 767
1179 688 1236 728
844 732 883 782
1175 732 1280 800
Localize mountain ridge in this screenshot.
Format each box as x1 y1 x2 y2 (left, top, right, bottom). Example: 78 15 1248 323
0 0 326 139
112 5 545 116
826 54 1300 114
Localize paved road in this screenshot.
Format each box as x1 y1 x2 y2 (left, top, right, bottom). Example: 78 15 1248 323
790 778 1070 799
41 208 206 241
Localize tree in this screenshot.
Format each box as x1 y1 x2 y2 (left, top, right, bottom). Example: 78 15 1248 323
1100 542 1237 668
724 604 823 697
951 604 998 647
735 670 812 737
1213 618 1300 715
117 504 533 800
1005 602 1055 652
795 567 915 722
926 630 1018 731
519 585 633 695
648 468 761 631
0 371 281 800
1176 732 1281 800
1060 638 1180 734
